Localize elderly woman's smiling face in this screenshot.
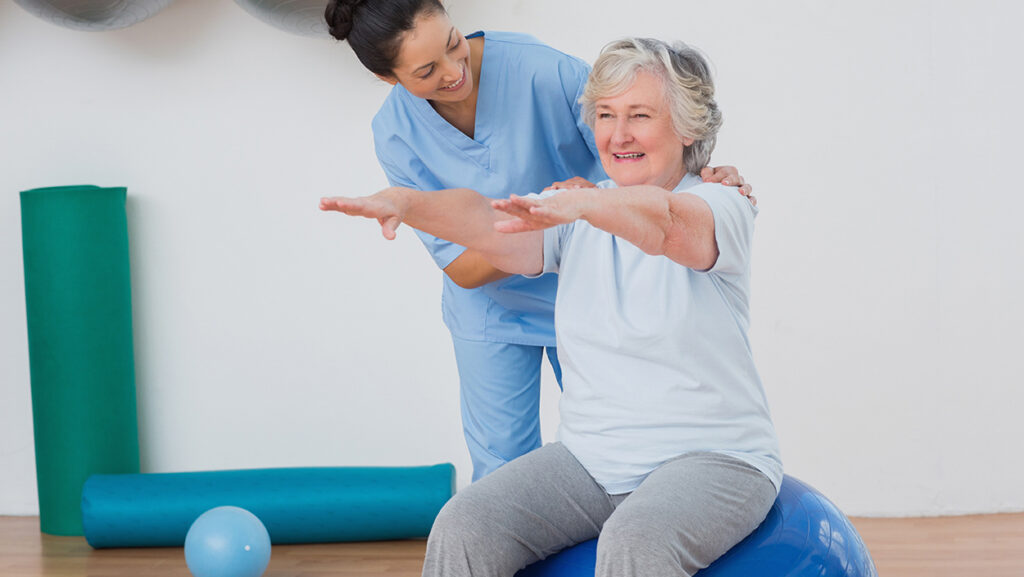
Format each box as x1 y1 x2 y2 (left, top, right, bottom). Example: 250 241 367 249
594 70 693 190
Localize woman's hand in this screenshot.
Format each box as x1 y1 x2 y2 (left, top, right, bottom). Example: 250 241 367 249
701 165 756 206
319 187 409 240
492 190 594 233
542 176 596 192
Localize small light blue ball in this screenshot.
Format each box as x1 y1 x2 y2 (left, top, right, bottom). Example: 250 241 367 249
185 506 271 577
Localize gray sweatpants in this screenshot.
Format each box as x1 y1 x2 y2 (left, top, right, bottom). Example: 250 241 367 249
422 442 777 577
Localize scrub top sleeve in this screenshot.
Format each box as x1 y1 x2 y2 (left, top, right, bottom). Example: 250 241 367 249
376 155 468 270
559 57 600 163
412 229 469 270
689 183 756 277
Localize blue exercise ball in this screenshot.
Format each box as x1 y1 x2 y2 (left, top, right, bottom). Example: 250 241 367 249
517 475 877 577
13 0 175 31
185 506 272 577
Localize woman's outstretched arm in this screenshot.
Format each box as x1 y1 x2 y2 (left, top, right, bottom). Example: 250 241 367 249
492 185 718 270
321 187 544 275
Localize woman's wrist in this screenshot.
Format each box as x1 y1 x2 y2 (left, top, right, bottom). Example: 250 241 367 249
575 187 603 223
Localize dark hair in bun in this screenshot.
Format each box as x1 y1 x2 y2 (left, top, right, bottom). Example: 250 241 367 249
325 0 446 77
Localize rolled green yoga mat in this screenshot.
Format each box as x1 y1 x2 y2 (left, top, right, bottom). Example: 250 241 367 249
20 185 140 536
81 465 456 548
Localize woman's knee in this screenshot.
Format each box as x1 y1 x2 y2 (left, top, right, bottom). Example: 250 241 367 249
598 504 687 556
431 490 491 546
430 482 532 552
595 503 709 577
425 490 536 576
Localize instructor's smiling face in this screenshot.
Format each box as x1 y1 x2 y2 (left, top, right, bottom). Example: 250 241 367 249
594 71 692 190
382 12 473 103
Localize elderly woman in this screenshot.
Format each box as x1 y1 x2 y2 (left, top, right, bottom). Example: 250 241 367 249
327 0 751 483
321 38 781 577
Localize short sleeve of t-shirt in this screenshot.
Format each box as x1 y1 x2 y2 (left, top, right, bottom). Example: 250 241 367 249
540 221 575 275
686 183 757 277
512 189 576 277
557 57 600 164
374 149 467 270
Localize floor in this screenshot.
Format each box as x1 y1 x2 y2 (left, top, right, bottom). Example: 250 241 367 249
2 513 1023 576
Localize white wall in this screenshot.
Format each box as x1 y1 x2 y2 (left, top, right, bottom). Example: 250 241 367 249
3 0 1022 518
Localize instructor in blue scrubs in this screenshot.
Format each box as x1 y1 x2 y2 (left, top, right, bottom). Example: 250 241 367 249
325 0 752 481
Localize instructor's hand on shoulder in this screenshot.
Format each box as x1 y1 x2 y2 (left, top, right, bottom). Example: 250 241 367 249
701 165 756 206
542 176 595 192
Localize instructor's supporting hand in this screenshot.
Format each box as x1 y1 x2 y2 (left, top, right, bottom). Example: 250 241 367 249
701 165 756 206
542 176 596 192
320 187 409 240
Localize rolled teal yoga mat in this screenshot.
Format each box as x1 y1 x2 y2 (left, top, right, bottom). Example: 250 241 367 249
20 185 141 536
82 465 455 548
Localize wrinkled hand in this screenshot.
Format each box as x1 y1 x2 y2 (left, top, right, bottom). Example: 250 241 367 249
319 187 408 240
542 176 596 192
492 191 591 233
701 165 756 206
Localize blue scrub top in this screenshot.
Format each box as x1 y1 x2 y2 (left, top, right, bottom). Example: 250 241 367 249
372 31 606 346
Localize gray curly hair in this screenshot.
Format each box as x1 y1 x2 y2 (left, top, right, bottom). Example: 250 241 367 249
581 38 722 175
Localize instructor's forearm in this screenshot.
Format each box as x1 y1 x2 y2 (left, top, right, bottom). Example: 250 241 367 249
400 188 542 274
400 187 497 249
444 250 513 289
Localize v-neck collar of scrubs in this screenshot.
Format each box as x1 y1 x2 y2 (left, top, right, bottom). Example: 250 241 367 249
406 30 494 171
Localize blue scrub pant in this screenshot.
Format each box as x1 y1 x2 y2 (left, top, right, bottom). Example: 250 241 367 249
451 337 562 481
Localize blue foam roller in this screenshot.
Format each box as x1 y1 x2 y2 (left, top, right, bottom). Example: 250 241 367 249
517 475 877 577
82 465 454 548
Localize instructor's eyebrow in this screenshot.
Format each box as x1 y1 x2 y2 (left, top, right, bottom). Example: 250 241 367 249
412 27 456 75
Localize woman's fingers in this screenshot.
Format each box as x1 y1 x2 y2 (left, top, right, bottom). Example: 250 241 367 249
704 165 744 187
493 197 564 233
379 215 402 240
321 196 387 217
319 197 344 211
320 196 366 215
700 168 755 202
493 218 535 234
493 195 538 218
562 176 594 189
543 176 595 191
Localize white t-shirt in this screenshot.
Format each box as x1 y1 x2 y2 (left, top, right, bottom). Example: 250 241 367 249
537 174 782 495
